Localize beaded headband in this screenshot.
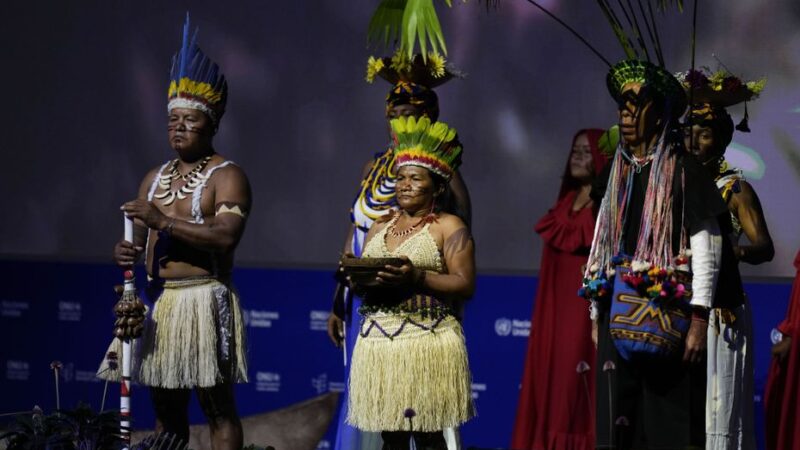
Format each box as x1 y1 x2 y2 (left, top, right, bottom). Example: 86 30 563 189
607 60 687 113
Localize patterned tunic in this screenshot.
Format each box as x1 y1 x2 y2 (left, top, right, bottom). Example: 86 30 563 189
350 149 397 256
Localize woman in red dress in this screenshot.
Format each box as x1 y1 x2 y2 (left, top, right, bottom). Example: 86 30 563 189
511 129 607 450
764 249 800 450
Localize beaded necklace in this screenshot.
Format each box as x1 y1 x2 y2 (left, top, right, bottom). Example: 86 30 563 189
387 214 426 238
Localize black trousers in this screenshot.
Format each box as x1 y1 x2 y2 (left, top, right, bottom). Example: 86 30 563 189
595 308 706 450
381 431 446 450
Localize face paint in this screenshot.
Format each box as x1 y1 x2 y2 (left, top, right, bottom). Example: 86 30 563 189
395 165 438 213
167 107 214 152
617 83 662 148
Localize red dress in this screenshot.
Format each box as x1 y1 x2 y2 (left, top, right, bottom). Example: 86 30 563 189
511 190 597 450
764 250 800 450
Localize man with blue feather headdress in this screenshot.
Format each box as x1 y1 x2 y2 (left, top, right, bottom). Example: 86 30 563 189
101 15 251 449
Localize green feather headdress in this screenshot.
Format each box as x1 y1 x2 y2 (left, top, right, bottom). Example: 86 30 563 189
391 115 462 180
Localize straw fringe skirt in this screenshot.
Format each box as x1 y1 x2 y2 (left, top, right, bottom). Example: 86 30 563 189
97 278 248 388
347 312 475 432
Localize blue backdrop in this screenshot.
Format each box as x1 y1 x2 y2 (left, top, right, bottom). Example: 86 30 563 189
0 259 791 449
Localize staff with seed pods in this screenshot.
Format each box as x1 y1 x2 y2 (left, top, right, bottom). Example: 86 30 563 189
113 215 146 447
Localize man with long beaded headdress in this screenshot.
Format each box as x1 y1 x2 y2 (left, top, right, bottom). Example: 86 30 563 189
575 5 742 447
99 15 250 449
585 56 730 450
680 68 773 450
519 1 742 448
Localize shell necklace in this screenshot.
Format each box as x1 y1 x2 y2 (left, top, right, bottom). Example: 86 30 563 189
154 155 213 206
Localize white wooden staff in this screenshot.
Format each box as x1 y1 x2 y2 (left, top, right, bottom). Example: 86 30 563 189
115 215 146 447
120 215 135 447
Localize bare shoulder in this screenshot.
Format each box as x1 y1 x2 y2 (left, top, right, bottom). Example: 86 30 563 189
203 157 252 208
731 179 760 207
207 158 251 192
137 163 169 198
143 162 168 183
736 179 757 197
434 213 469 235
364 218 390 246
370 219 390 234
434 213 473 258
432 213 472 248
208 157 249 181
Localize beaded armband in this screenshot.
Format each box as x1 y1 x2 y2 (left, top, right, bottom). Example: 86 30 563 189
215 203 248 219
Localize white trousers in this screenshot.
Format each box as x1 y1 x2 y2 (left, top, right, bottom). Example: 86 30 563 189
706 300 756 450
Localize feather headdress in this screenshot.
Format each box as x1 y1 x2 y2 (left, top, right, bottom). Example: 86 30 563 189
391 115 462 180
167 14 228 126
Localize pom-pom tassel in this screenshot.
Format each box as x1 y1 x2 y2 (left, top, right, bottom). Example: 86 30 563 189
735 101 751 132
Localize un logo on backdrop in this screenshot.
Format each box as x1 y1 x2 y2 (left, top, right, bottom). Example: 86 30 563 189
771 328 784 345
495 318 512 337
312 373 328 394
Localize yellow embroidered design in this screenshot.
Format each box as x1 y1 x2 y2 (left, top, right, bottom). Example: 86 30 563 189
611 294 687 340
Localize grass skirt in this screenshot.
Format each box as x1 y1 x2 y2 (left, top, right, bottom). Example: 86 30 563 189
347 312 475 432
97 277 248 388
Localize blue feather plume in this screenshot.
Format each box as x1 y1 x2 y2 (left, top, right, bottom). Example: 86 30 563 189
168 12 227 122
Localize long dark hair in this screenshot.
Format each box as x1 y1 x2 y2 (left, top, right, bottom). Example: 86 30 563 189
558 128 608 200
428 171 470 227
